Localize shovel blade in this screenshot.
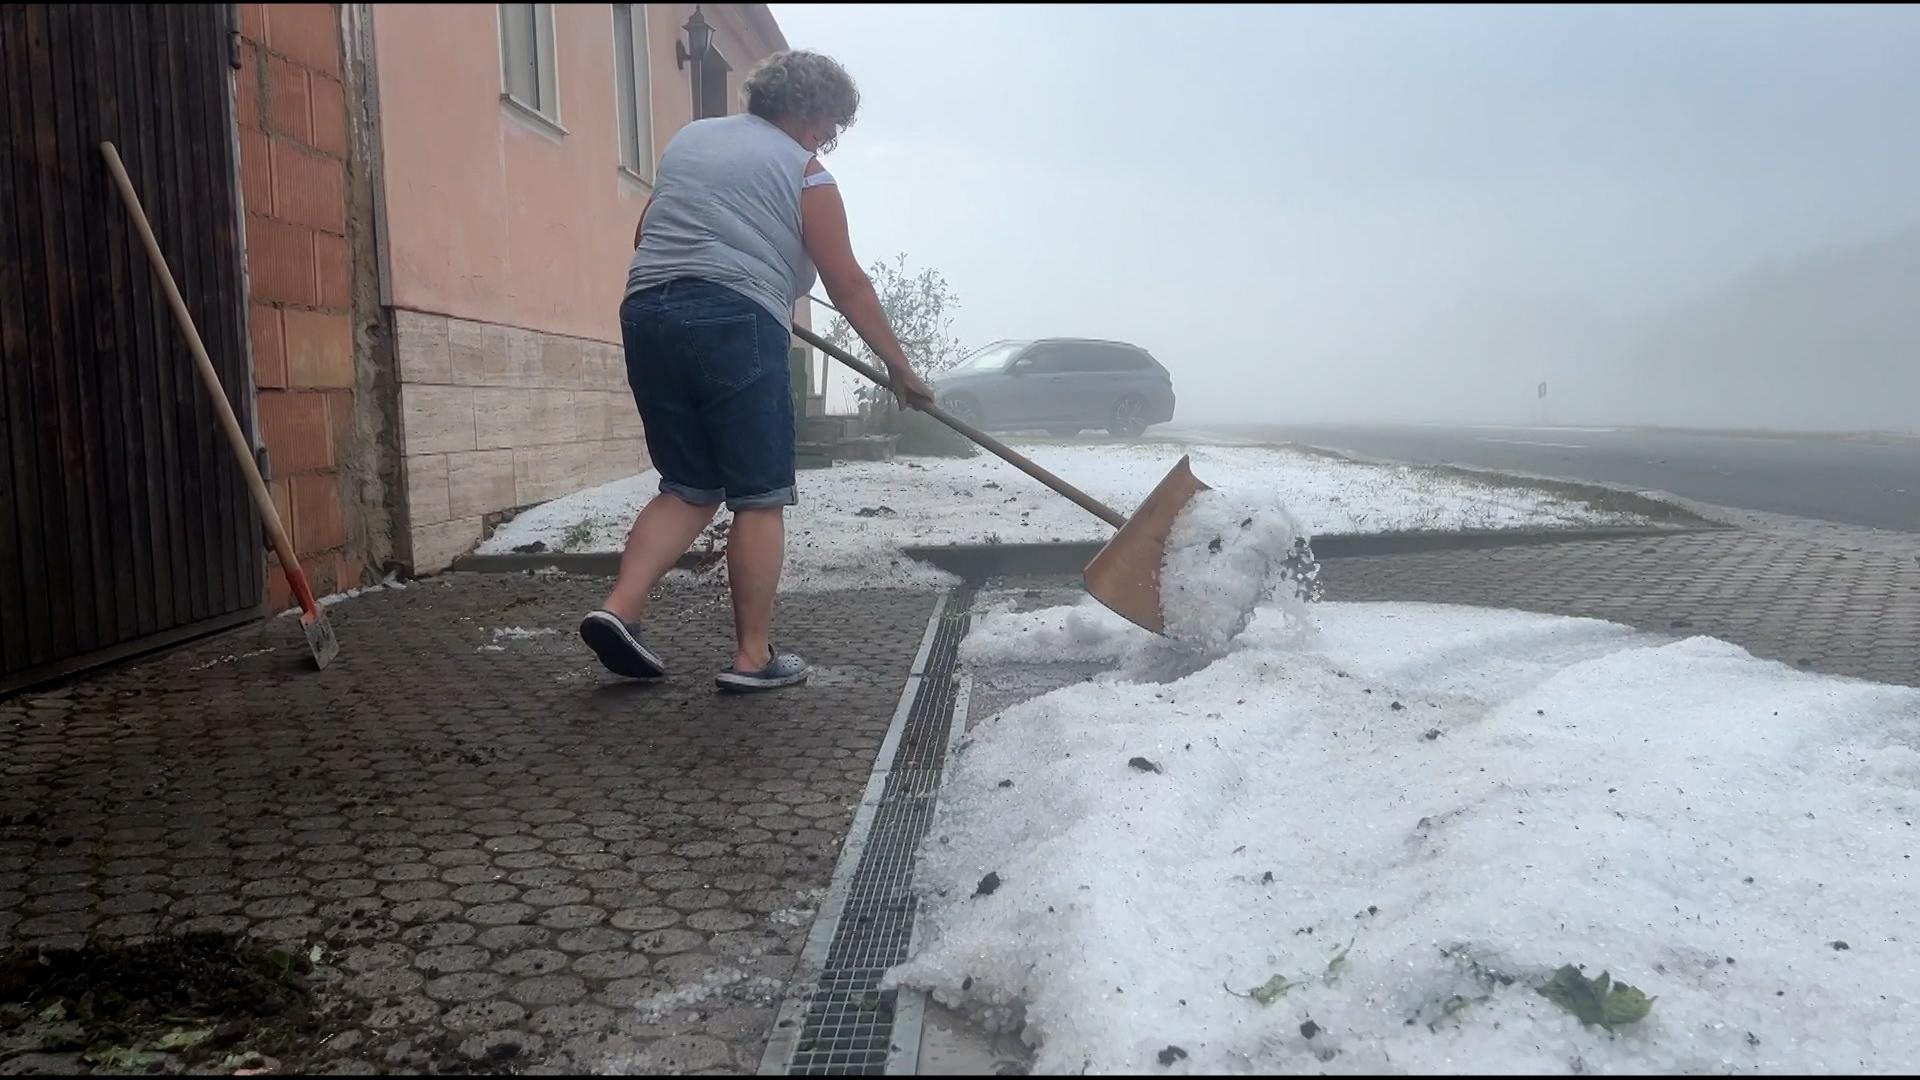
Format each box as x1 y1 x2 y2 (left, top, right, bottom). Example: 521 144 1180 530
300 609 340 670
1083 455 1211 634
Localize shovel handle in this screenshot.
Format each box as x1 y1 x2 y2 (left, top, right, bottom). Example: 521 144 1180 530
792 323 1128 530
100 141 320 616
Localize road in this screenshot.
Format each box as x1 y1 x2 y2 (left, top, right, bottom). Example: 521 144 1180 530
1204 423 1920 534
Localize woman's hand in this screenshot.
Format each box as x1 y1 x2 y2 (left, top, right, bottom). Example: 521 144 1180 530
888 362 936 413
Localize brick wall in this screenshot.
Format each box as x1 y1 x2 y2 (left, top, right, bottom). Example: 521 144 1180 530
234 3 361 608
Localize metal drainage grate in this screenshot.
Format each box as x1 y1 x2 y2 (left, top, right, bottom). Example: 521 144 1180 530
777 585 973 1075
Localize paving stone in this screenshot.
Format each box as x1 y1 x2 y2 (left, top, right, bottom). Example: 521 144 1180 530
522 885 593 907
1322 532 1919 686
458 1029 546 1064
0 577 934 1074
474 924 553 951
510 974 590 1007
571 949 652 980
424 971 510 1003
633 1034 733 1073
469 901 536 926
653 952 731 985
341 942 411 973
493 947 572 977
439 999 527 1033
610 906 681 932
450 882 519 904
529 1002 614 1036
534 903 607 930
635 928 706 955
364 996 442 1030
599 976 673 1008
415 944 492 975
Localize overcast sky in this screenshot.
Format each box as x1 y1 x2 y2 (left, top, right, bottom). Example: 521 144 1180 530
773 4 1920 429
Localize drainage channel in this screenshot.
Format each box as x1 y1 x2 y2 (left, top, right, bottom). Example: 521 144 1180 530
760 585 976 1076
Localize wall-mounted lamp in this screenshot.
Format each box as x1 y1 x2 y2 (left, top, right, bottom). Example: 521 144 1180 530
675 6 713 70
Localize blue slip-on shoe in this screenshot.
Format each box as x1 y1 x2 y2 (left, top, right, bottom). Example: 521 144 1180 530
579 609 666 680
715 648 810 693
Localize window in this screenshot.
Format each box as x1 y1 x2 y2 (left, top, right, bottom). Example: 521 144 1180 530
499 3 558 123
612 4 654 179
1021 344 1075 374
1087 345 1153 372
952 341 1027 373
695 44 732 120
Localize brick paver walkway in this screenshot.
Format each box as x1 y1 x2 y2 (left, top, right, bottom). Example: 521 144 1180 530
0 574 935 1075
1323 530 1920 686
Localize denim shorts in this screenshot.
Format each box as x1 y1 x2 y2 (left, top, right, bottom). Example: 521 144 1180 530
620 279 796 511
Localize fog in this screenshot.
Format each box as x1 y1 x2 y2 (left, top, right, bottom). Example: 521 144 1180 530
775 4 1920 432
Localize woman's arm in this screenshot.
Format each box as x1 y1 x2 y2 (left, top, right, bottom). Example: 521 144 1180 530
800 163 934 410
633 196 651 250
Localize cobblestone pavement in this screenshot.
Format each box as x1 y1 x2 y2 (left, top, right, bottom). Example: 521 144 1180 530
1323 529 1920 686
0 573 936 1074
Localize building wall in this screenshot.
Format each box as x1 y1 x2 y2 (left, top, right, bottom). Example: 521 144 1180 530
372 3 796 571
235 3 364 607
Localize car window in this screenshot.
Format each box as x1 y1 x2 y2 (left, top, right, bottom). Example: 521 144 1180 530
1064 344 1150 372
951 340 1027 373
1022 345 1074 374
1092 345 1150 372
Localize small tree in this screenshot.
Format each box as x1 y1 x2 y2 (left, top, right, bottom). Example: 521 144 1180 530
824 253 968 409
822 253 976 457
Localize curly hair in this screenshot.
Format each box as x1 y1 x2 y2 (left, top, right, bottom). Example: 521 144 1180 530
742 50 860 145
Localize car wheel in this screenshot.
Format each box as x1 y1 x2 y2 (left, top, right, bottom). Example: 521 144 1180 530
1107 395 1147 438
941 393 983 428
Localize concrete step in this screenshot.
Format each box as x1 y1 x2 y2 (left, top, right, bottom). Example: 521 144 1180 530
832 434 897 463
798 415 862 443
795 440 836 471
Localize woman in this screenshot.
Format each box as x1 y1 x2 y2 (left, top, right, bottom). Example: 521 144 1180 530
579 50 933 693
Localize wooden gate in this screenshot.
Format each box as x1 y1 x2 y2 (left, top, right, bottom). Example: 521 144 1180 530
1 4 262 693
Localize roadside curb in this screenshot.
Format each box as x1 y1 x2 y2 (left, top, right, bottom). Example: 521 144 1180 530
450 525 1726 580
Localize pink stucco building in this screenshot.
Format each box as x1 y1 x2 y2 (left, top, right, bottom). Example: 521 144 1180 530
368 3 813 571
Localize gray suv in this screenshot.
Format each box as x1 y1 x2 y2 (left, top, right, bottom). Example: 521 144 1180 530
931 338 1177 437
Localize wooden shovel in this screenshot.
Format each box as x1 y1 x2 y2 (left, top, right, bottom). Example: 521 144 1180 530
792 323 1207 634
100 142 340 669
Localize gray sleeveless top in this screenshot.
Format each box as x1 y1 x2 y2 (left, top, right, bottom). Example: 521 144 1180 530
624 113 821 324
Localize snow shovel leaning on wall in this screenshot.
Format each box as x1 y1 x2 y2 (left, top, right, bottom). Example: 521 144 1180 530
792 324 1207 634
99 141 340 670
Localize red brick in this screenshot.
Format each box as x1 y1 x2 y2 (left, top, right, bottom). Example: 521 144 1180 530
290 471 347 555
309 73 347 157
238 3 267 45
256 388 332 474
245 215 316 306
250 304 286 389
269 478 294 545
324 390 356 462
314 231 350 310
238 127 272 217
284 308 353 389
266 54 311 142
265 3 341 77
234 43 262 130
270 138 345 234
266 562 293 612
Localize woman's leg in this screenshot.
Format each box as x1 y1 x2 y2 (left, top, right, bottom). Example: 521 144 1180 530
724 507 784 670
599 493 718 622
584 282 723 679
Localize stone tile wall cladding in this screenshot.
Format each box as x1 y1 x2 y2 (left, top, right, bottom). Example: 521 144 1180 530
396 310 647 572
